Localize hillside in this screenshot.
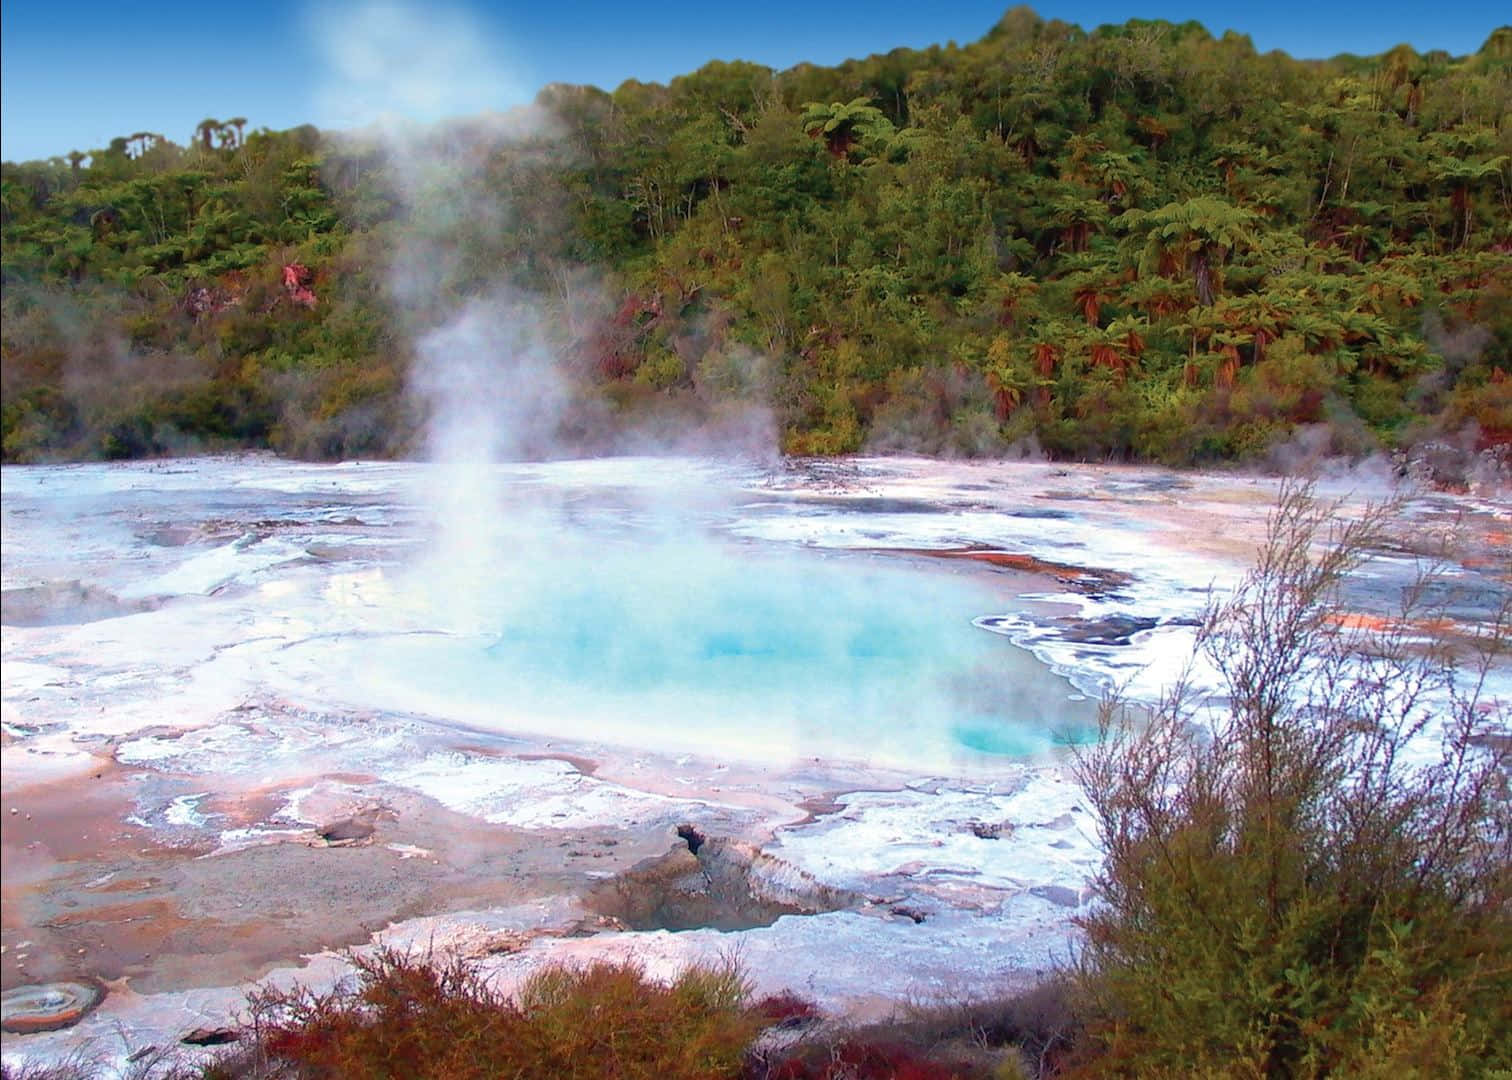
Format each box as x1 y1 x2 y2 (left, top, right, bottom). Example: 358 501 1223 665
3 8 1509 463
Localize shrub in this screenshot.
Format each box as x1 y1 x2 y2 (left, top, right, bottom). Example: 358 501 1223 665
753 991 823 1026
1069 485 1511 1076
750 1037 996 1080
231 949 760 1080
746 980 1075 1080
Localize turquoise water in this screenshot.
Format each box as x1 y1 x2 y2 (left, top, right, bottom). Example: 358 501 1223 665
336 538 1099 768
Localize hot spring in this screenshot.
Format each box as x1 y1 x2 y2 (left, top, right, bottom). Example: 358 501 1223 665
251 458 1099 769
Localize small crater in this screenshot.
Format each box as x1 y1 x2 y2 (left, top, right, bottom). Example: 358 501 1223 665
1 980 105 1034
318 817 376 845
588 832 859 932
1 582 156 627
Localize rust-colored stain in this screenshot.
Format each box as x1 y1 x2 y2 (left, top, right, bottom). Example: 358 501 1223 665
873 545 1131 591
1325 612 1461 635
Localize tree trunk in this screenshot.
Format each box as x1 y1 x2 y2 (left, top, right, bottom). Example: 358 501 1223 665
1192 252 1215 306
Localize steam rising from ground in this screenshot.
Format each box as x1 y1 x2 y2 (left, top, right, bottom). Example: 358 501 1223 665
310 1 582 617
310 0 566 457
304 3 794 688
310 0 780 471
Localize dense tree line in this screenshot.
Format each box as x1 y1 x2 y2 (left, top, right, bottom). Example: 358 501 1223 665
3 9 1509 462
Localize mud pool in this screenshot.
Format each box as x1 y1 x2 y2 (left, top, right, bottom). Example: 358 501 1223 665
3 454 1507 1073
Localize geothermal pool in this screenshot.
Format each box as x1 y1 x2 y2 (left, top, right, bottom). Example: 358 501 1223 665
266 522 1106 764
3 454 1506 1071
2 456 1117 773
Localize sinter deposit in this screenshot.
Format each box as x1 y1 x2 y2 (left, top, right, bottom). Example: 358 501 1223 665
3 455 1507 1074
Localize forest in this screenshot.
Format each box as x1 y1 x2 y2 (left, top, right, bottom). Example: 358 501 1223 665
2 8 1509 463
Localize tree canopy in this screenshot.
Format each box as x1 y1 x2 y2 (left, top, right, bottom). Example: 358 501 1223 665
3 10 1509 462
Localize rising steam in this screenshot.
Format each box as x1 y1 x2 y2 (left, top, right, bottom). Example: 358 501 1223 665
308 1 532 132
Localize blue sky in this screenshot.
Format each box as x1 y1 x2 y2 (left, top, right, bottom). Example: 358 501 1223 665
2 0 1505 163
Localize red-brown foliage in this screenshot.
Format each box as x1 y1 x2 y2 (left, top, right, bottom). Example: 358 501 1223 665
757 1038 984 1080
241 949 759 1080
753 991 822 1026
